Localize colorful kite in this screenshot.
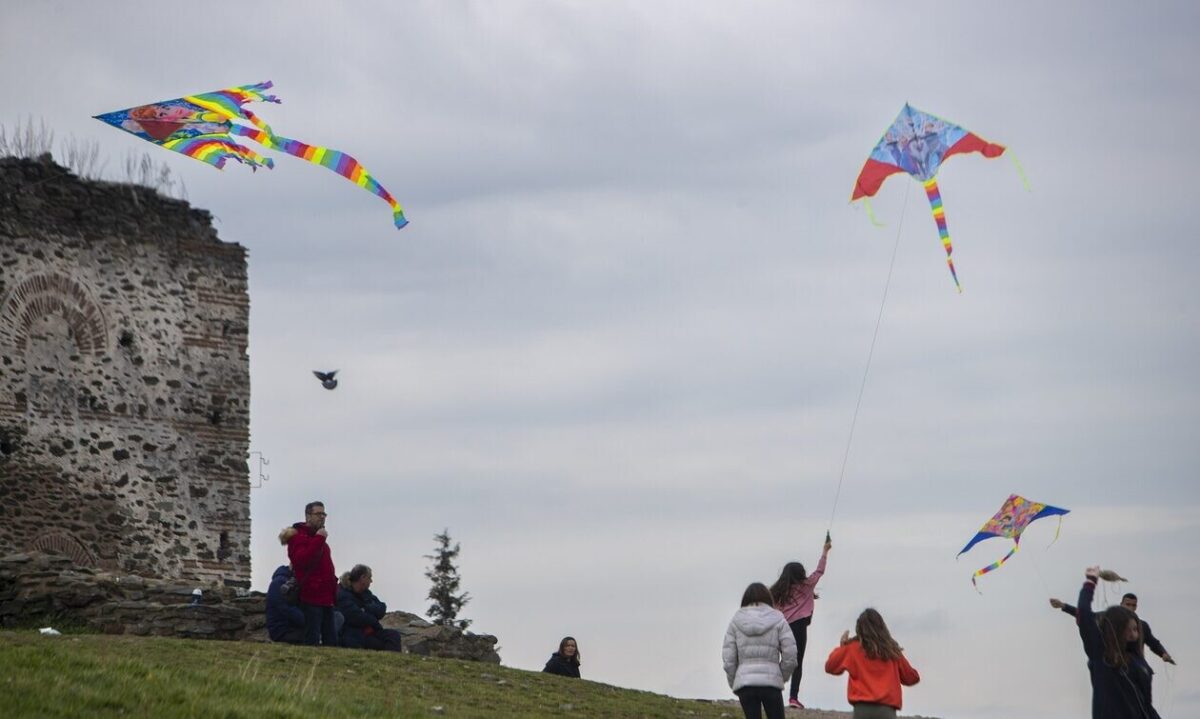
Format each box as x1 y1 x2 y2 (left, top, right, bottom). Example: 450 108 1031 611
958 494 1069 589
851 104 1016 291
94 81 407 229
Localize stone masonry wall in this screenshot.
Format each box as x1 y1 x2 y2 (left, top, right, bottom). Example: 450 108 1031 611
0 155 251 587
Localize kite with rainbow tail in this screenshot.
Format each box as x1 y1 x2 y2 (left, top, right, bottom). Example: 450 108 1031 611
851 104 1024 291
958 494 1069 591
94 81 407 229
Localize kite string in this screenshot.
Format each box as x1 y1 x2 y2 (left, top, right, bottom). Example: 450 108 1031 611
828 181 911 531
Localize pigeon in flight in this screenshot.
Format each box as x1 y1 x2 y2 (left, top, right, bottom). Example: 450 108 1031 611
313 370 339 390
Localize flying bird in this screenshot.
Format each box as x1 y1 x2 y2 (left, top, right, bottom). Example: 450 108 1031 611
313 370 339 390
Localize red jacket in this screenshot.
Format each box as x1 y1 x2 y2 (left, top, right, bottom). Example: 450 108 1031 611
280 523 336 606
825 640 920 710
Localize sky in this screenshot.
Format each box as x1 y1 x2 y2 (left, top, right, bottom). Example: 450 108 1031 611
3 1 1199 716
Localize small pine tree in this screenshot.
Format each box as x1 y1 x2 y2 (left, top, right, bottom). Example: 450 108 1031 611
425 529 471 629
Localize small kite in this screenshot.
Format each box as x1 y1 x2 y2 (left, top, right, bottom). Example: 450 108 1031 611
851 104 1019 292
957 494 1069 589
94 81 407 229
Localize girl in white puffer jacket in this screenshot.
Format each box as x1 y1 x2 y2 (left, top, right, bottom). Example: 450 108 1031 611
722 583 799 719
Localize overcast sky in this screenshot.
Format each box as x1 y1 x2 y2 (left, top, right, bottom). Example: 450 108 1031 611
4 1 1199 716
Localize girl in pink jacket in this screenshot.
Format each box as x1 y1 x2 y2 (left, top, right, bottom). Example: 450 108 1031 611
769 536 831 709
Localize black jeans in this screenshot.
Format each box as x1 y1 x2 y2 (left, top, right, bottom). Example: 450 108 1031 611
788 616 811 699
735 686 784 719
301 603 337 646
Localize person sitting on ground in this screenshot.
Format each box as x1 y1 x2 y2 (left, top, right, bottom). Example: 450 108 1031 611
542 637 582 678
722 583 797 719
336 564 402 652
1074 566 1160 719
265 564 307 644
825 608 920 719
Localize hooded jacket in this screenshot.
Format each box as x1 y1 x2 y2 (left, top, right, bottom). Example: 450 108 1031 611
825 639 920 710
543 652 581 678
279 523 336 607
722 603 798 692
265 564 306 641
336 576 388 649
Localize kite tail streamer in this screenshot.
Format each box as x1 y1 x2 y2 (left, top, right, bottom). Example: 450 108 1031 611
923 177 961 292
231 124 408 228
1005 150 1032 192
1045 514 1065 549
972 540 1019 591
162 136 274 171
861 197 886 227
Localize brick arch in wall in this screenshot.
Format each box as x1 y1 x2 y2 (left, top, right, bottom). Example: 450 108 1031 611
0 273 108 355
27 530 97 568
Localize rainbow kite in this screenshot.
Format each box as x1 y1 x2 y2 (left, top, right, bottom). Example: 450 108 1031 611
94 81 407 229
958 494 1069 589
851 104 1016 291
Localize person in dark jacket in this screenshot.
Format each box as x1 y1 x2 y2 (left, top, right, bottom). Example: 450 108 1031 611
280 500 337 646
266 564 307 643
543 636 581 678
336 564 402 652
1076 566 1160 719
1051 593 1175 666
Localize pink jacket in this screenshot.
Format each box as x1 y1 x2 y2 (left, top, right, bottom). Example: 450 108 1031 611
776 551 827 623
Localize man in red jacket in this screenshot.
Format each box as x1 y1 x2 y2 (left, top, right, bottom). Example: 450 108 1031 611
280 501 337 646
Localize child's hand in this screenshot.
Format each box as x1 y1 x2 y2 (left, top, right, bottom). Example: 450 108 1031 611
1049 598 1064 609
840 630 850 646
824 539 832 553
1085 566 1100 581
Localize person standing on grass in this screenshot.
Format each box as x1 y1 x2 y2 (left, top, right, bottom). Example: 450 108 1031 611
723 583 798 719
280 500 337 646
543 637 582 678
770 535 831 709
824 608 920 719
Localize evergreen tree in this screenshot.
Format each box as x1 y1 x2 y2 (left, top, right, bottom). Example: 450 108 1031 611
424 528 471 629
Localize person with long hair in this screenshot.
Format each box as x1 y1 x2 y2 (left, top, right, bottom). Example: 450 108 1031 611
769 536 831 709
722 583 798 719
824 608 920 719
543 636 581 678
1076 566 1160 718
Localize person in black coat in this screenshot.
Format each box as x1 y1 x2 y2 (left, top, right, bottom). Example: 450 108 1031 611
1076 566 1160 719
1051 593 1175 666
336 564 402 652
266 565 307 644
543 636 581 678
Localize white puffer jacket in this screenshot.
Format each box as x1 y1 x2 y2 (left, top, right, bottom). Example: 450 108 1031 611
722 603 798 691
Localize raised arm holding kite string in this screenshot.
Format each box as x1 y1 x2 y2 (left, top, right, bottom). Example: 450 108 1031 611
94 81 407 229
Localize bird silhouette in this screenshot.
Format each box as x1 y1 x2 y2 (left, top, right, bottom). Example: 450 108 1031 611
312 370 339 390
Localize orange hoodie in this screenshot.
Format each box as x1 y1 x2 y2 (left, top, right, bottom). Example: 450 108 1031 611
825 640 920 710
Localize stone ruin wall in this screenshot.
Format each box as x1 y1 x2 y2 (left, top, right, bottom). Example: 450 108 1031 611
0 155 251 587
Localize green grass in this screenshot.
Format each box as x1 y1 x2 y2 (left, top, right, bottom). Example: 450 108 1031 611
0 631 737 718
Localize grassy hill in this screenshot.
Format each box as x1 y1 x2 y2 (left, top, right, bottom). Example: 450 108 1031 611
0 630 940 718
0 630 738 718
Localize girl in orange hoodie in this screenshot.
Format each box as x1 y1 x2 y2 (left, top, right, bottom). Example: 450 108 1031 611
825 608 920 719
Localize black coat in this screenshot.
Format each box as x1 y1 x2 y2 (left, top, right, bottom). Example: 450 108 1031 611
1077 580 1160 719
1059 604 1169 661
543 652 581 678
336 585 387 649
265 565 306 641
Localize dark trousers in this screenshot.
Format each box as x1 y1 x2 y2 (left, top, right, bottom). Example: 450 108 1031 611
301 603 337 646
788 616 811 699
852 702 898 719
274 626 306 645
735 686 784 719
363 628 403 652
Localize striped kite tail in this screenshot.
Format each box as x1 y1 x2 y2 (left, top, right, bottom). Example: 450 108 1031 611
923 177 960 292
231 125 408 229
971 539 1019 592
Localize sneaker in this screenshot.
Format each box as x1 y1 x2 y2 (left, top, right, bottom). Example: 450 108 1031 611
788 698 804 709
